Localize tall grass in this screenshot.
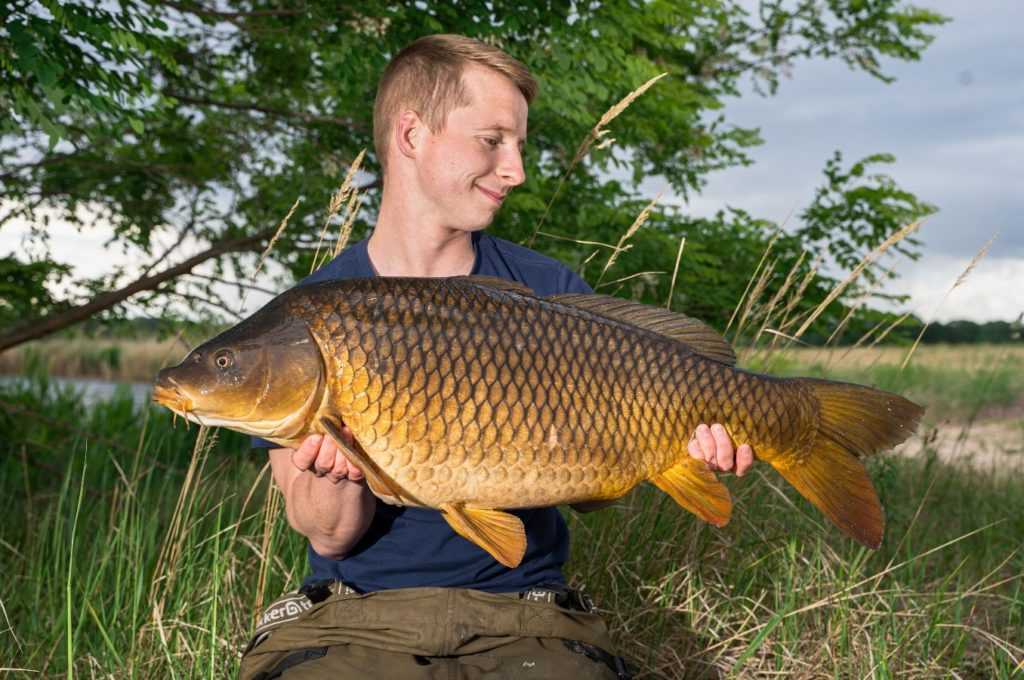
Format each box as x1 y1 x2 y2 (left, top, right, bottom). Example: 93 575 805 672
1 377 307 677
567 452 1023 677
2 349 1022 678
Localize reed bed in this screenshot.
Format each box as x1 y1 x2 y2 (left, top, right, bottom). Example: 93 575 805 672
0 336 192 383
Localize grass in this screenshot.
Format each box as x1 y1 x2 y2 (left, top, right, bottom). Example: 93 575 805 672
567 453 1024 678
0 376 302 678
1 347 1023 678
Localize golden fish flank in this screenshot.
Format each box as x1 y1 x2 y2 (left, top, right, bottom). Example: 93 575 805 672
153 276 924 568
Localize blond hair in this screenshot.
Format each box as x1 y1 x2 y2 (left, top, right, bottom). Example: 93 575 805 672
373 34 537 170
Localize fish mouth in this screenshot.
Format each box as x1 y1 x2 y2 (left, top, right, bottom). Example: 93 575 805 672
152 378 195 417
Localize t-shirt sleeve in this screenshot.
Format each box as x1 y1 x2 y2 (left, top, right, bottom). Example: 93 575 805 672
252 436 279 449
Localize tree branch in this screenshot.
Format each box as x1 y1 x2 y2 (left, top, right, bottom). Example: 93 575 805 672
185 271 280 297
166 288 243 321
168 93 367 131
154 0 309 19
0 227 278 352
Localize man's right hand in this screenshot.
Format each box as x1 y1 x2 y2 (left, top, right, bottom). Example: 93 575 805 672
269 429 374 560
290 431 366 483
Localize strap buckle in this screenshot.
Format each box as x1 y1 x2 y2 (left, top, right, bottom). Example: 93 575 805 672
521 584 595 613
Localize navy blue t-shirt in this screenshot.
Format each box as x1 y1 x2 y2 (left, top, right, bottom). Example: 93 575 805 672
255 232 591 593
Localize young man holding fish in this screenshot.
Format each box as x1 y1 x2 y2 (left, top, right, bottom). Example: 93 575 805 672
240 34 753 679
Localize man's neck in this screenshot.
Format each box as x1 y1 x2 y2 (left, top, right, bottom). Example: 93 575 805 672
367 199 477 278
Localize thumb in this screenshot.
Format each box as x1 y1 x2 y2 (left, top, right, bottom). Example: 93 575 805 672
292 433 323 469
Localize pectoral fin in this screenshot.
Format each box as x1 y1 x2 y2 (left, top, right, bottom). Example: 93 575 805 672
320 416 414 505
439 503 527 568
651 458 732 527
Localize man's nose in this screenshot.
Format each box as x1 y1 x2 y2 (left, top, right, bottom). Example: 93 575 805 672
498 146 526 187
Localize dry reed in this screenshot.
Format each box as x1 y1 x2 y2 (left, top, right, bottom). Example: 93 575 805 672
900 233 997 370
528 72 668 247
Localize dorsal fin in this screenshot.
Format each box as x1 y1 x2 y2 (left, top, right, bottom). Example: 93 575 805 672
547 293 737 366
457 275 536 296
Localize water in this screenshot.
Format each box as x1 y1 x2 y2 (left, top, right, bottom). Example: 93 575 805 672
0 375 154 409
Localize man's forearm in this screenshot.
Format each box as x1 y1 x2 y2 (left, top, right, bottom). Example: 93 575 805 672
269 448 377 559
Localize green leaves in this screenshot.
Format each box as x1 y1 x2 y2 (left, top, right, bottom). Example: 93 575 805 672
0 257 72 331
798 151 935 276
0 0 181 146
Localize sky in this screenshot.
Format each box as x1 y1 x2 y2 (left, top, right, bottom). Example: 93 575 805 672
2 0 1021 324
676 0 1023 323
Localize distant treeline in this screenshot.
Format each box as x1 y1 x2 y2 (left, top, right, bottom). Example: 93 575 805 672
910 318 1022 345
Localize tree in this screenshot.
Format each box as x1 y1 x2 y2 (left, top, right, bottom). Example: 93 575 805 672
0 0 946 351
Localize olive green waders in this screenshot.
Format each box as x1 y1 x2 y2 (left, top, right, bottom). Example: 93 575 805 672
239 582 630 679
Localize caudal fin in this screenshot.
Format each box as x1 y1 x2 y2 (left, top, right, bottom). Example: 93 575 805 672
772 379 924 549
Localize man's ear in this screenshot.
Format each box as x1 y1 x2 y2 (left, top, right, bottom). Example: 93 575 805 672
394 110 423 160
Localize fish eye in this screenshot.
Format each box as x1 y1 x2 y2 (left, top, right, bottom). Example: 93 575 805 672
213 349 235 370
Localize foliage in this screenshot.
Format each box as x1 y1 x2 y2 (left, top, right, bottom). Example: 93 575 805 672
1 0 945 345
795 151 932 283
0 255 70 327
0 0 178 146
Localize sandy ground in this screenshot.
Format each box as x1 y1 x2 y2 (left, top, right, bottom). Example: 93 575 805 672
894 396 1024 472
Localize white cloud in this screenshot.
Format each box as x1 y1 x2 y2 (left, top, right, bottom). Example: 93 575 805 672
0 209 116 281
0 204 280 320
886 254 1024 323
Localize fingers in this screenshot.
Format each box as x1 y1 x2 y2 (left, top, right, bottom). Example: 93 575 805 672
735 443 754 477
313 436 339 477
688 423 721 469
709 423 734 473
290 431 365 484
326 425 364 481
339 430 365 481
687 423 755 476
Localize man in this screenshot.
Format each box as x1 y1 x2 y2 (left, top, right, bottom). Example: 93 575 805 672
240 34 753 679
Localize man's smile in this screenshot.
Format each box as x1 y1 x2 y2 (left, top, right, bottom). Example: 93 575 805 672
476 185 506 205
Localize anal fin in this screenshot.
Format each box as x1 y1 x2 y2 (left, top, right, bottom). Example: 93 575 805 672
651 458 732 526
440 503 526 568
320 416 415 505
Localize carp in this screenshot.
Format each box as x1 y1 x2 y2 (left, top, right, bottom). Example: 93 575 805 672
153 276 924 567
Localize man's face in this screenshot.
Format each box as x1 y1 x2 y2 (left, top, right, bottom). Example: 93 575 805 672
414 65 528 233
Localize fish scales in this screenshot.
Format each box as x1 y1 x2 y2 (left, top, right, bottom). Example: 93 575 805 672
293 278 793 508
153 275 924 566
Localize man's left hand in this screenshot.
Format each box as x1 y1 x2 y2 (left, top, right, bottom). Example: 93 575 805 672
688 423 754 476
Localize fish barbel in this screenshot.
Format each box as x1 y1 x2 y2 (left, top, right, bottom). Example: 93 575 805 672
153 276 924 567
